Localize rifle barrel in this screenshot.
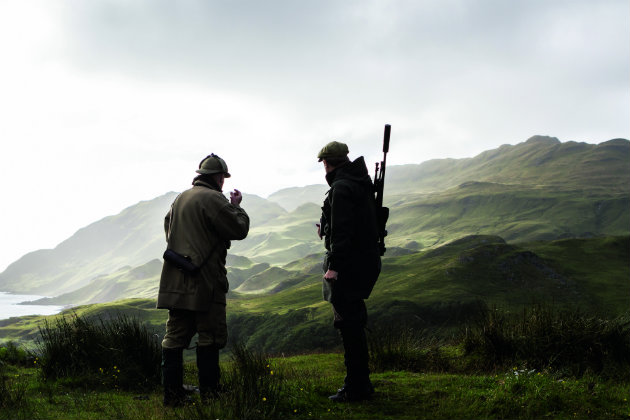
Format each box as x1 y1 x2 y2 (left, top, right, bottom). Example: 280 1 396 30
383 124 391 153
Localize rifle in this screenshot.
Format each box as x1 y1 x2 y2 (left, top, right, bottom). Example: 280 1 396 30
374 124 391 256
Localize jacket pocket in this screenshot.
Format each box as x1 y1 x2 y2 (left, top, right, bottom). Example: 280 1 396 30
160 264 197 294
322 277 335 302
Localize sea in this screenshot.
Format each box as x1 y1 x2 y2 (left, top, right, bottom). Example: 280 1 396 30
0 292 65 321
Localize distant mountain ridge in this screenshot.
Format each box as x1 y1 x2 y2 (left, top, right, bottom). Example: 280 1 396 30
384 136 629 196
0 135 628 302
0 191 288 296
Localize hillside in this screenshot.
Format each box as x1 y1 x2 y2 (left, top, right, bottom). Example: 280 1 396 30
267 184 329 211
384 136 630 196
0 192 178 296
383 182 629 250
2 235 627 352
0 135 627 302
0 192 286 296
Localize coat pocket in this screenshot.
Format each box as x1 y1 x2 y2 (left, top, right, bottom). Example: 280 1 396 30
160 263 197 294
322 276 334 302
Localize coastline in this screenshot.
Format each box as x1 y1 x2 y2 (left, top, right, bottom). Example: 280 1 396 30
0 291 65 321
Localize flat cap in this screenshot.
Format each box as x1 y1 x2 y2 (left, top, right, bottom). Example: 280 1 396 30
317 141 349 162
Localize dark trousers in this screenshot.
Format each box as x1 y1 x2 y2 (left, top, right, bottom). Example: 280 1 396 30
332 299 371 388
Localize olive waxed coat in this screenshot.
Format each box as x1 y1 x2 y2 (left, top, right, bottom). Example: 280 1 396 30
157 179 249 311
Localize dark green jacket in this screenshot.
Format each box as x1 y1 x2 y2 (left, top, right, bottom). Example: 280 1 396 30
157 179 250 311
321 157 381 301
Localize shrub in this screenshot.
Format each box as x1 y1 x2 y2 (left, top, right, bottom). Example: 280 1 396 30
463 304 630 378
368 327 450 373
36 312 161 390
0 341 33 366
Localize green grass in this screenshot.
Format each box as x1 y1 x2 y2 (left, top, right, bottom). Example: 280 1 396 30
2 352 629 420
2 306 629 419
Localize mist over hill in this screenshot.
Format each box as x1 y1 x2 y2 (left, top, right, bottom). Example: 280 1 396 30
0 135 628 305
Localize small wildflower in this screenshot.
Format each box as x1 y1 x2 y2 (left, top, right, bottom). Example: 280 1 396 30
270 370 274 375
294 409 297 413
262 397 267 402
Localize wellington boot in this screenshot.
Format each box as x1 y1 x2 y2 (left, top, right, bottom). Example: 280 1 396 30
162 347 190 407
197 345 221 402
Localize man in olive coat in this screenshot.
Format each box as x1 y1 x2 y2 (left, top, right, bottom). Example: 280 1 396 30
317 141 381 402
157 153 249 406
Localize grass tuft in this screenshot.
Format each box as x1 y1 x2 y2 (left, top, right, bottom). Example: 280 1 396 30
368 327 451 373
36 312 161 390
463 304 630 378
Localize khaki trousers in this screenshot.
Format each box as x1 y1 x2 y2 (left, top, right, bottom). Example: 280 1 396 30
161 302 227 349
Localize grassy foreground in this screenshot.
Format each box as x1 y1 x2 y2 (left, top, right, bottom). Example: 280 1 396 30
2 351 629 420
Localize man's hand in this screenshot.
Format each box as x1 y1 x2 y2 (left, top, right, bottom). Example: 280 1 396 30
324 269 338 281
230 189 243 205
316 223 322 239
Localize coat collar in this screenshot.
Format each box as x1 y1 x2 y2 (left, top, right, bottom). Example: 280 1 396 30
193 178 222 192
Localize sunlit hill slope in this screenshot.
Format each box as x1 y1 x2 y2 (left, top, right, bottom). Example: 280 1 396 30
0 135 627 308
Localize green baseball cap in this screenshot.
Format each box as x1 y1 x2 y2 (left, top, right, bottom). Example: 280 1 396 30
196 153 231 177
317 141 349 162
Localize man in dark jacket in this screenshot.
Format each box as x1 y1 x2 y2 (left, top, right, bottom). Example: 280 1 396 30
157 153 250 406
317 141 381 402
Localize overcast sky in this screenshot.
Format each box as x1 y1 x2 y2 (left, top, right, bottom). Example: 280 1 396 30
0 0 628 273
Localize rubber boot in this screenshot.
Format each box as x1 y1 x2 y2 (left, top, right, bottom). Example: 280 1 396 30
162 347 187 407
329 327 373 402
197 345 221 402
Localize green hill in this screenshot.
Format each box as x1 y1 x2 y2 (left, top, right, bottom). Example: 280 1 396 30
0 192 285 296
226 234 630 352
229 202 323 265
21 260 162 306
0 136 627 302
3 235 627 353
384 182 629 250
0 192 179 296
384 137 629 196
267 184 329 211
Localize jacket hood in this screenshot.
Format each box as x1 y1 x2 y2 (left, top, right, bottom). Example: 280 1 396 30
326 156 373 188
